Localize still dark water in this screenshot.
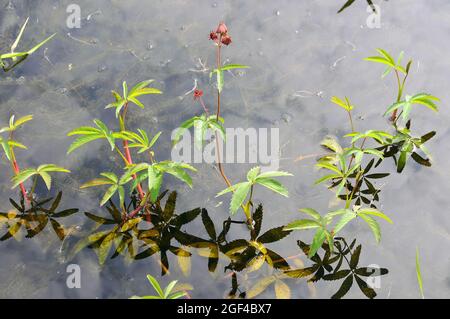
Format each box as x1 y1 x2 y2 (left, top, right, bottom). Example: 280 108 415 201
0 0 449 298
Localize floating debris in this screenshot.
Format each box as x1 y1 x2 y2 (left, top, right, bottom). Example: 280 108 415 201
330 56 346 70
67 33 95 46
292 90 324 98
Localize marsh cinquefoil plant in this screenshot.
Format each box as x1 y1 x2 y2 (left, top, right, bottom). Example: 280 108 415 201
172 22 292 226
67 80 196 217
285 49 439 255
0 17 55 72
0 115 69 204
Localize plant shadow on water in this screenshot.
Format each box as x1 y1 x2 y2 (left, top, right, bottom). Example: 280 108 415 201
0 190 389 299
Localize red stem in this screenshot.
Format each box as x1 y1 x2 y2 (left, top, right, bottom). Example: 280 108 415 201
121 103 145 200
214 38 232 188
12 160 28 202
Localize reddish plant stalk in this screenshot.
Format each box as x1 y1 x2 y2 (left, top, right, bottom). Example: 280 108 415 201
12 159 28 201
198 96 209 116
121 103 146 201
214 37 232 188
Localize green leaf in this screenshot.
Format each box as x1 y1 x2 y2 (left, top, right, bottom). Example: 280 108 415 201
100 172 118 184
255 170 293 180
147 166 163 202
0 138 12 160
164 280 178 298
26 33 56 55
100 185 118 206
397 151 408 173
299 208 321 220
11 168 36 189
122 81 128 99
80 178 113 188
11 18 29 54
334 211 357 234
314 174 341 185
67 134 102 154
147 274 164 298
220 64 250 71
172 117 196 146
416 247 424 299
331 96 353 111
364 56 395 68
283 219 321 231
229 182 251 215
165 166 193 188
308 229 326 258
359 214 381 243
256 178 289 197
37 164 70 173
129 80 154 95
39 172 52 190
168 291 187 299
358 208 393 224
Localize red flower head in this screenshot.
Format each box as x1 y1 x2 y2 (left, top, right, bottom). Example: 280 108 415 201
216 22 228 35
209 31 218 41
193 89 203 100
221 34 232 46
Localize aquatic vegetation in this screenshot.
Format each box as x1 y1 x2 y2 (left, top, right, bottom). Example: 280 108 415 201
285 49 439 252
67 80 196 212
0 17 55 72
0 17 433 300
0 115 69 203
130 274 188 299
173 23 292 224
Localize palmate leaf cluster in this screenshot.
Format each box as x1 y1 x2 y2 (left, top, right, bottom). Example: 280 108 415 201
130 274 187 299
0 114 69 192
67 80 196 209
106 80 162 118
0 114 32 161
216 167 292 215
172 114 225 148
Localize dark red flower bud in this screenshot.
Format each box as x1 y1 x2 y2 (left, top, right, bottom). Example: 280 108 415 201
221 34 232 46
216 22 228 35
193 89 203 100
209 31 218 41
